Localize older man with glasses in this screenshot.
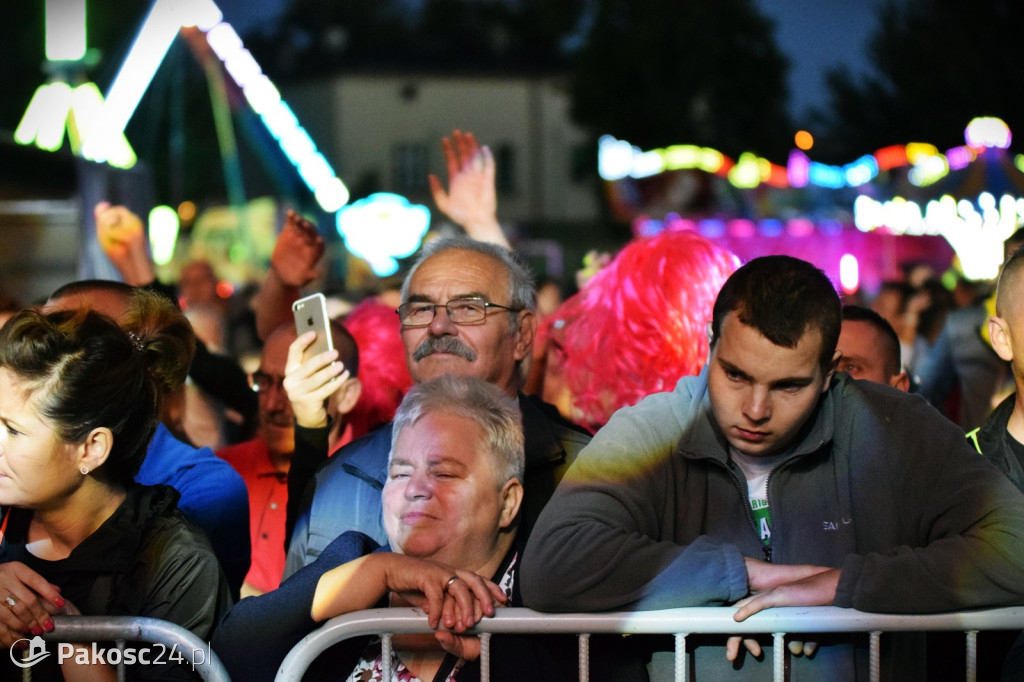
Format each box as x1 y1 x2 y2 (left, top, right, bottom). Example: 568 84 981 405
284 236 590 577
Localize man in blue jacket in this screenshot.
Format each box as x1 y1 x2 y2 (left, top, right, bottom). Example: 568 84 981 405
520 255 1024 680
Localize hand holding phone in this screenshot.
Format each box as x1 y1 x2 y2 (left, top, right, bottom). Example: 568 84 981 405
292 293 334 358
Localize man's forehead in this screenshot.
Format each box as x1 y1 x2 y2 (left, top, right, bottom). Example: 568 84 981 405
716 314 824 375
410 250 507 296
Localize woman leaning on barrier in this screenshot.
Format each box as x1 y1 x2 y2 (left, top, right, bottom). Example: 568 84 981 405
0 291 232 681
213 374 645 682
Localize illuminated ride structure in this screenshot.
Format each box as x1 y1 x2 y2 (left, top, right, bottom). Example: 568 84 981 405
600 117 1024 295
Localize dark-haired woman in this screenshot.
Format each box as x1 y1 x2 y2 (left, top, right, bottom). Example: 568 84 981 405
0 290 232 681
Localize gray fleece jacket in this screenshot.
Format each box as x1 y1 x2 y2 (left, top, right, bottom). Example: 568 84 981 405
520 368 1024 680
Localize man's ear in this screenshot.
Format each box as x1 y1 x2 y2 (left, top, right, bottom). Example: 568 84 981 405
78 427 113 474
513 310 536 362
989 315 1014 362
890 370 911 393
498 477 524 530
334 378 362 416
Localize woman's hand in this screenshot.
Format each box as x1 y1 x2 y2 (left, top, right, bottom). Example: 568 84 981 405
0 562 64 648
384 557 506 632
283 331 348 428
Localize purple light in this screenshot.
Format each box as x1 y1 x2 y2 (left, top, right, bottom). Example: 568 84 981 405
788 150 809 188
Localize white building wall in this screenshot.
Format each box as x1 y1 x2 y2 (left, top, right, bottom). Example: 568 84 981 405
285 73 599 226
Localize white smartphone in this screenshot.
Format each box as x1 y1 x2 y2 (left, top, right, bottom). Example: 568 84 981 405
292 293 334 358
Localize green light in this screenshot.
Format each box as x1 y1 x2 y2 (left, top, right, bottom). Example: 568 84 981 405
149 205 180 266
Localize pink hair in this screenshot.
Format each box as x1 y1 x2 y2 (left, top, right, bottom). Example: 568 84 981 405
342 298 413 438
538 230 738 431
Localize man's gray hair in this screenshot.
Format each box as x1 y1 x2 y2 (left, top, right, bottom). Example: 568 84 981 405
401 237 536 332
390 374 525 485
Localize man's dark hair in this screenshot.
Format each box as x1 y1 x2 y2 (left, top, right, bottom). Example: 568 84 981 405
841 304 902 376
49 279 134 303
711 255 840 370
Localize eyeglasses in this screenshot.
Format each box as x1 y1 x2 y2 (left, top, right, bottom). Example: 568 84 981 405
249 370 285 394
396 297 522 328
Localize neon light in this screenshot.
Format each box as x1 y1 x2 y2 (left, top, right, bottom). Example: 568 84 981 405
854 192 1018 279
15 83 72 151
148 205 180 266
204 20 349 211
46 0 86 62
84 0 216 164
336 193 430 276
598 119 1016 191
839 254 859 294
965 117 1011 149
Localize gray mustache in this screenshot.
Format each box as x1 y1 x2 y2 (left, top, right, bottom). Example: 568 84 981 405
413 336 477 362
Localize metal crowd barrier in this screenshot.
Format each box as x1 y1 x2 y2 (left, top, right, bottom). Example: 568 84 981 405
274 606 1024 682
35 616 230 682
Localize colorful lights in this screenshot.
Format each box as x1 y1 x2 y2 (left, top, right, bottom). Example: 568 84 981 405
598 117 1015 193
24 0 348 212
336 193 430 276
853 192 1021 279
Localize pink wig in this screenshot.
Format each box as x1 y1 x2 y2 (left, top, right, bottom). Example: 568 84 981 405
534 230 738 431
342 298 413 438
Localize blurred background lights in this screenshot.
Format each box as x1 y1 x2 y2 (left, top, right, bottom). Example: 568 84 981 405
336 193 430 276
148 205 180 266
965 116 1011 149
839 254 859 294
794 130 814 151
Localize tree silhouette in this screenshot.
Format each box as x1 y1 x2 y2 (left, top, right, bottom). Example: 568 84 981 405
814 0 1024 160
567 0 792 160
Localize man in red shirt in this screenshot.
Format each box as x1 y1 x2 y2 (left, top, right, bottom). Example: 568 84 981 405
218 321 360 596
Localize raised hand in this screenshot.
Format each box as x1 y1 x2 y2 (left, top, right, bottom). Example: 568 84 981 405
94 202 155 286
271 210 324 288
428 130 508 248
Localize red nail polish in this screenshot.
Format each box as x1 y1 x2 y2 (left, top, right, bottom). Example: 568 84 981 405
44 620 54 632
30 626 42 636
54 597 66 608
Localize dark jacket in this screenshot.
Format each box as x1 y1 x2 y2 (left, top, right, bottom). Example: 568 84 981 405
0 484 233 681
968 392 1024 491
284 394 590 577
521 369 1024 680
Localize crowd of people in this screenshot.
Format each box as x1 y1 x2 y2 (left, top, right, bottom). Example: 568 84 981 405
2 129 1024 681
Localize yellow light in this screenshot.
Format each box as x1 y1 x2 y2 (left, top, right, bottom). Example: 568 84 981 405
794 130 814 151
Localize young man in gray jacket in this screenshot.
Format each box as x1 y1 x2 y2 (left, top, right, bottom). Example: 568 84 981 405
520 255 1024 680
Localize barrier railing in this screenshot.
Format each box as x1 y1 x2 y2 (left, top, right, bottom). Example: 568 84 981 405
274 606 1024 682
32 616 230 682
